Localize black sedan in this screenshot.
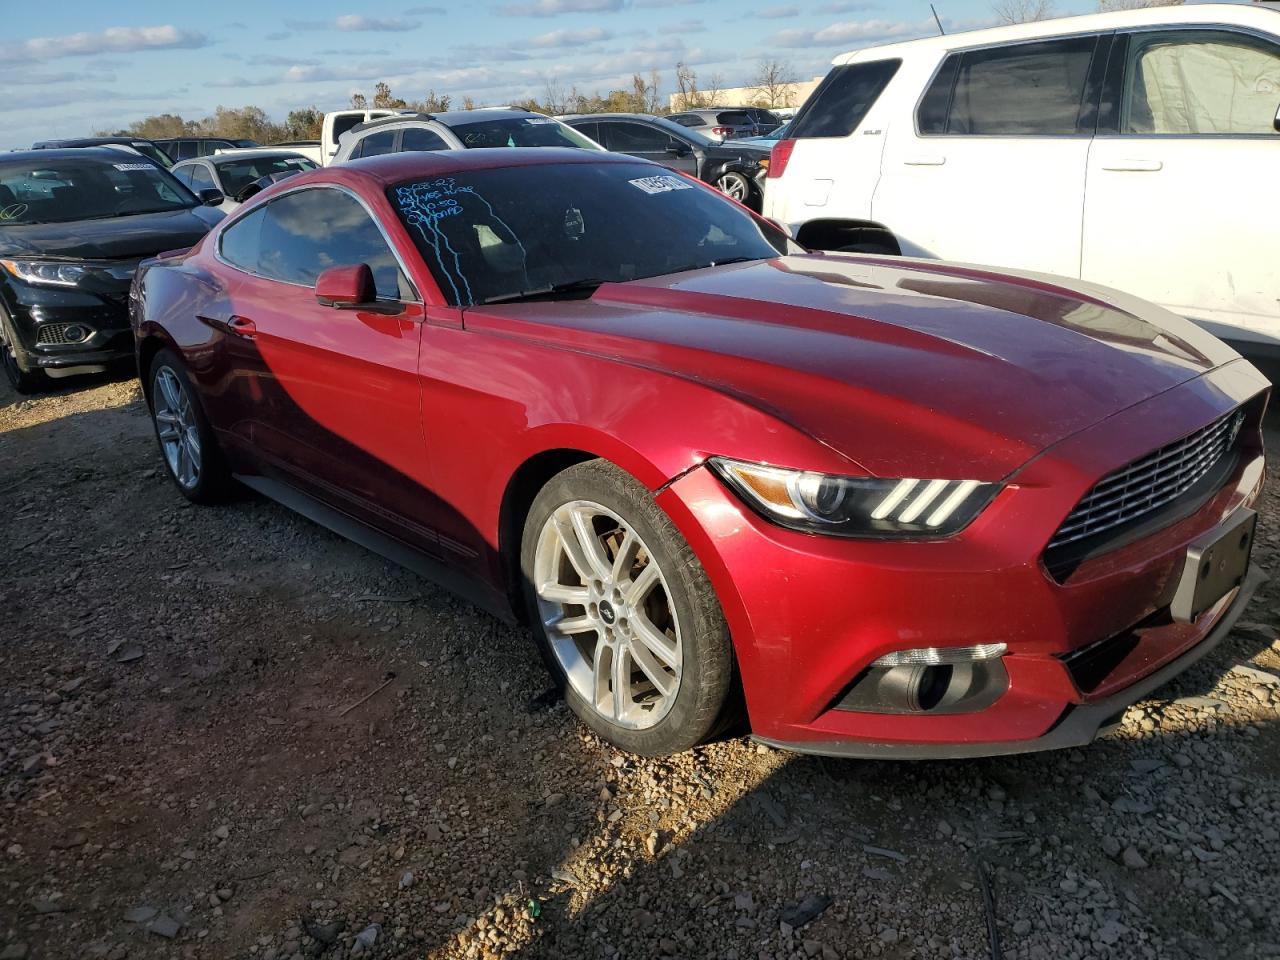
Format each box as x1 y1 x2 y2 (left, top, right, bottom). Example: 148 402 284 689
563 113 771 210
0 149 224 393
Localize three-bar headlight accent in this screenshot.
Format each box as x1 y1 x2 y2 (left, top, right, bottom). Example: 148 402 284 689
1 259 90 288
709 457 999 538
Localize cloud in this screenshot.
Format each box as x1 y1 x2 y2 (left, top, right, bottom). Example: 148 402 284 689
755 5 798 18
404 4 448 12
498 0 625 16
529 27 613 48
1 25 209 63
772 18 930 49
287 15 421 32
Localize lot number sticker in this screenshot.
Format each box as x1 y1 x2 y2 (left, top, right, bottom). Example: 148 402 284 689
628 175 694 195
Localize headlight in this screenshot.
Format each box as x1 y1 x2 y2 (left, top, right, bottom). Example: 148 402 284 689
1 259 90 288
709 457 999 538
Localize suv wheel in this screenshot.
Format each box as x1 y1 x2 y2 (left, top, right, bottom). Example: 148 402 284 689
521 460 736 756
0 309 48 394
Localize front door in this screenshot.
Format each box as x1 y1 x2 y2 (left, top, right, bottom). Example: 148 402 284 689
597 120 698 175
1082 28 1280 345
873 34 1105 276
219 186 444 554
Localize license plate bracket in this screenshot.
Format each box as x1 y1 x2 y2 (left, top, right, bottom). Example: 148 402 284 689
1170 509 1256 624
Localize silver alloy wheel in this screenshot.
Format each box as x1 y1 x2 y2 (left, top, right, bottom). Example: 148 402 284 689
153 366 202 490
716 171 751 202
533 500 683 730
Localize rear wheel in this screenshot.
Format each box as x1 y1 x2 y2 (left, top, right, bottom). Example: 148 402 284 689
715 170 753 205
148 349 231 504
521 460 736 755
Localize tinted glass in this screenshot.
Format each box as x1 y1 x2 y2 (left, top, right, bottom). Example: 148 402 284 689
401 127 449 151
601 122 670 153
333 115 364 140
172 165 196 187
449 116 597 149
215 156 316 196
1123 31 1280 135
174 141 198 161
256 188 403 298
219 206 266 272
388 162 796 307
670 114 705 127
355 131 398 158
918 55 961 135
946 37 1097 135
132 143 174 167
716 111 752 126
0 155 195 225
567 120 600 142
790 59 901 138
189 164 216 192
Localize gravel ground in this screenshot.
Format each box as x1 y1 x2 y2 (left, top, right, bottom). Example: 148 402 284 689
1 372 1278 960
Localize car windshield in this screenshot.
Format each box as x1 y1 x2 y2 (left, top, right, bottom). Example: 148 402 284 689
388 161 794 307
216 156 316 196
0 155 196 226
448 117 598 150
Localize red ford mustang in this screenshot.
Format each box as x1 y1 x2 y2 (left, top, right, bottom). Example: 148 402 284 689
131 148 1267 758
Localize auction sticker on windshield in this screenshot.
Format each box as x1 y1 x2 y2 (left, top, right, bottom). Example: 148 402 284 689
629 175 694 195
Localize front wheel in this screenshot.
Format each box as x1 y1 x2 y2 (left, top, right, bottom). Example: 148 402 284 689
0 311 48 394
148 349 231 503
521 460 736 756
714 170 755 207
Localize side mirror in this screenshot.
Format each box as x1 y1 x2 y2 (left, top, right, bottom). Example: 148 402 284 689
666 142 692 157
198 188 224 206
316 264 377 309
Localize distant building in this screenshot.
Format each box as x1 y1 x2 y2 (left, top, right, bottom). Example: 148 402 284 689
668 77 825 112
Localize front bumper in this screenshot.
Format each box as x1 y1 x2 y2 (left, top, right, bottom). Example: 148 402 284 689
1 281 135 371
655 360 1268 758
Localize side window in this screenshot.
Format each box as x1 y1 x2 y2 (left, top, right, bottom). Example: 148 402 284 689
791 59 902 138
354 130 397 158
219 206 266 274
942 36 1098 136
175 141 197 161
671 114 704 128
401 127 449 152
601 122 670 153
716 110 752 127
171 165 196 187
569 120 600 142
332 115 363 141
256 188 407 299
1122 30 1280 135
189 164 216 192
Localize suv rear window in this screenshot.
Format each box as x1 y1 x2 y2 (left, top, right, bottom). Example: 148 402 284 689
919 36 1098 136
789 59 901 138
716 111 753 126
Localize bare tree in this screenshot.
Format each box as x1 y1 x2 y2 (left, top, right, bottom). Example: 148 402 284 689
674 62 701 110
1097 0 1181 10
703 73 724 108
647 70 663 114
542 76 569 115
992 0 1056 23
751 59 799 109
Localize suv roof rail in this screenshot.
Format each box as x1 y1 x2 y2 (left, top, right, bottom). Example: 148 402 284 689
348 113 437 136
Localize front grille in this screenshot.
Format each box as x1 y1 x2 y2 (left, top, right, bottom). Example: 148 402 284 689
1048 409 1243 552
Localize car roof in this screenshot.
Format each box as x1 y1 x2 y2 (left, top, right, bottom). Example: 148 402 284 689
837 2 1278 63
206 149 312 164
294 146 642 188
32 137 157 148
3 147 148 163
350 108 547 135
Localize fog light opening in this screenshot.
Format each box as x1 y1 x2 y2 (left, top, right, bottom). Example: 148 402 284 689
63 324 89 343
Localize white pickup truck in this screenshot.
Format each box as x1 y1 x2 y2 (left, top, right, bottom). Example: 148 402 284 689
321 109 415 165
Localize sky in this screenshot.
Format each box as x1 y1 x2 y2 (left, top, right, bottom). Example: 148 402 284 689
0 0 1249 149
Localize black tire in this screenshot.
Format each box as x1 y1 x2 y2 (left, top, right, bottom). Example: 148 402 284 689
714 170 756 208
0 309 48 394
147 348 232 504
520 460 737 756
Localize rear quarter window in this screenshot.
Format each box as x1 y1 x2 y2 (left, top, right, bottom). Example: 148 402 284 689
789 59 902 138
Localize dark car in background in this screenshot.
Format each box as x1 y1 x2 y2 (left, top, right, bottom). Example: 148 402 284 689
31 137 174 168
563 113 772 209
0 149 224 392
155 137 260 161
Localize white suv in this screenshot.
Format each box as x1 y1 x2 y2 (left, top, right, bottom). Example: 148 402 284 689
331 109 601 164
764 4 1280 351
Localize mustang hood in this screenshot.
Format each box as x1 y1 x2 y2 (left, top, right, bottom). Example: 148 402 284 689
0 206 222 261
472 255 1238 479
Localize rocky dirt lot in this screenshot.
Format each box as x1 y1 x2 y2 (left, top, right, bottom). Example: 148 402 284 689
1 372 1278 960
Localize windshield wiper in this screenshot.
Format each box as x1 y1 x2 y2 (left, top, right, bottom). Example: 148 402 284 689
664 255 765 275
479 278 608 305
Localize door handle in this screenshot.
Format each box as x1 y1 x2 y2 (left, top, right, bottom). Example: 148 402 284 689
227 316 257 339
903 155 946 166
1101 159 1163 172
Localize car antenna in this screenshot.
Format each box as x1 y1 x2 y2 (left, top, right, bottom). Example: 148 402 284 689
930 3 945 34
